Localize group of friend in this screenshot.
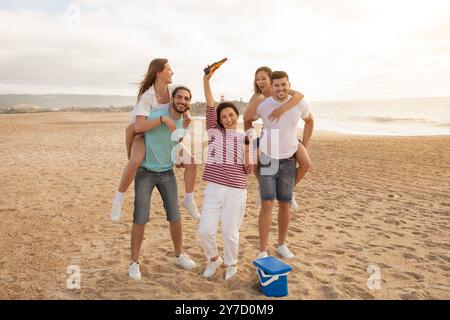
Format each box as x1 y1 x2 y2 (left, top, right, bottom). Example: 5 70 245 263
108 58 314 280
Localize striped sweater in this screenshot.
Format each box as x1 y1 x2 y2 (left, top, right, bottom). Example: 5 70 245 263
202 105 252 189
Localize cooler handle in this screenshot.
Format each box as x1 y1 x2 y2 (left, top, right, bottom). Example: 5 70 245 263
257 268 289 287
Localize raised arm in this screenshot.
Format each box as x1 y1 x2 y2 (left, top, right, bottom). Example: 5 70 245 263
203 71 215 108
203 69 219 131
268 89 304 122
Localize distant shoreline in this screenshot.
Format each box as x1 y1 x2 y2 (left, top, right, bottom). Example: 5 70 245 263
0 105 134 114
2 111 449 137
0 100 247 116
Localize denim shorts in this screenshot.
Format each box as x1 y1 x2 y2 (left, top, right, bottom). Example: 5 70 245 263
133 167 180 224
258 154 296 202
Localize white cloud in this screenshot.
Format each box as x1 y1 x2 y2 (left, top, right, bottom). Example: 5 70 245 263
0 0 449 101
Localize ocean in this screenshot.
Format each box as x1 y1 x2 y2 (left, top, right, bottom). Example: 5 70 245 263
195 96 450 136
309 97 450 136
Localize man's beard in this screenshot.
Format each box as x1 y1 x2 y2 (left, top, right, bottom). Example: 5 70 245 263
172 103 186 114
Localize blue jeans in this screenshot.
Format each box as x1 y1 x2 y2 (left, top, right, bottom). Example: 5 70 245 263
258 154 296 202
133 167 180 224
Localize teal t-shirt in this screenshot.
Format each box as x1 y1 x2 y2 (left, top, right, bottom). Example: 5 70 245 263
141 109 187 172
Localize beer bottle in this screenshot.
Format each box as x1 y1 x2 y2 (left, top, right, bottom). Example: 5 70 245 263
204 57 228 75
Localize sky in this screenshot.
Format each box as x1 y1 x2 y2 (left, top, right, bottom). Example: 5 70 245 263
0 0 449 102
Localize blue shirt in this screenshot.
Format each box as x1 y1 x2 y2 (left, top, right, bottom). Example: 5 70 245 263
141 108 187 172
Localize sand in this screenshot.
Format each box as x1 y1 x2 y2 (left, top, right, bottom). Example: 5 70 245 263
0 111 449 300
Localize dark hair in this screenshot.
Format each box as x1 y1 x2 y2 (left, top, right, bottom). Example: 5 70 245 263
271 70 289 81
172 86 192 99
216 102 239 128
137 58 168 102
253 66 272 94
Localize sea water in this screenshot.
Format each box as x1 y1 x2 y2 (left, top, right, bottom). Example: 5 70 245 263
194 97 450 136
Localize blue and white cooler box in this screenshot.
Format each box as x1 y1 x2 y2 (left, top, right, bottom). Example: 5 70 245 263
253 256 293 297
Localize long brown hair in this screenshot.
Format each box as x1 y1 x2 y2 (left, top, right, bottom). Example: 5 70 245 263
137 58 168 101
253 66 272 94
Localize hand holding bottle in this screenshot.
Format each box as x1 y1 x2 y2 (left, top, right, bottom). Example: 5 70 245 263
203 58 227 75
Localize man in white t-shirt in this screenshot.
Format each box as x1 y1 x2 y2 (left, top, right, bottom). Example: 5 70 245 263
252 70 314 260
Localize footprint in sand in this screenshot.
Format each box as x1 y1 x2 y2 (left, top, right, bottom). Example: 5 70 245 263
340 242 364 252
402 271 425 281
329 249 345 255
314 262 337 274
402 252 419 260
319 285 340 299
400 291 421 300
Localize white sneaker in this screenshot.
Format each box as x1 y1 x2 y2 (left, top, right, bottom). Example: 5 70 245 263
110 201 122 222
225 265 237 280
183 200 201 220
128 262 141 280
290 192 298 210
276 244 294 259
176 253 196 270
255 251 268 260
203 256 223 278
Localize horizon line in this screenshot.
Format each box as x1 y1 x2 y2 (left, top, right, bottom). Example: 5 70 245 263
1 93 449 104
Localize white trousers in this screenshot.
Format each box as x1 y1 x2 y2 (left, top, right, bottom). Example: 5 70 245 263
199 182 247 266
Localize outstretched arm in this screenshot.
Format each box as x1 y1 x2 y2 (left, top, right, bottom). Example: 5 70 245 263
268 89 304 122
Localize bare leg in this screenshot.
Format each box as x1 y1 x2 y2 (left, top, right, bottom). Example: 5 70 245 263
170 221 183 256
253 145 260 180
176 146 200 218
295 143 311 185
259 200 273 252
125 124 135 160
131 223 146 262
184 163 196 193
118 135 145 193
176 144 197 194
277 201 291 246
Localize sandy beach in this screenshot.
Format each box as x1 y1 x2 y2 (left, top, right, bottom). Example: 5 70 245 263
0 111 449 300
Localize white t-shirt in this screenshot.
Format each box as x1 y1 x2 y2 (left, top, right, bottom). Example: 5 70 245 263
130 85 174 123
253 96 310 159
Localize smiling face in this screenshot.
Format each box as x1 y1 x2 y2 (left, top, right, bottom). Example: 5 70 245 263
255 70 271 95
272 77 290 101
219 107 238 130
157 63 174 84
172 88 191 114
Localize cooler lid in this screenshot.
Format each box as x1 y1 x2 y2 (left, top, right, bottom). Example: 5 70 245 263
253 256 292 274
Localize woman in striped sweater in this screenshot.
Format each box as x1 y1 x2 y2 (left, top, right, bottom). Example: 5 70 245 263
199 67 253 280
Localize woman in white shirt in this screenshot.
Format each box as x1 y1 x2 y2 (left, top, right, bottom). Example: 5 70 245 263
110 58 200 222
243 66 312 210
